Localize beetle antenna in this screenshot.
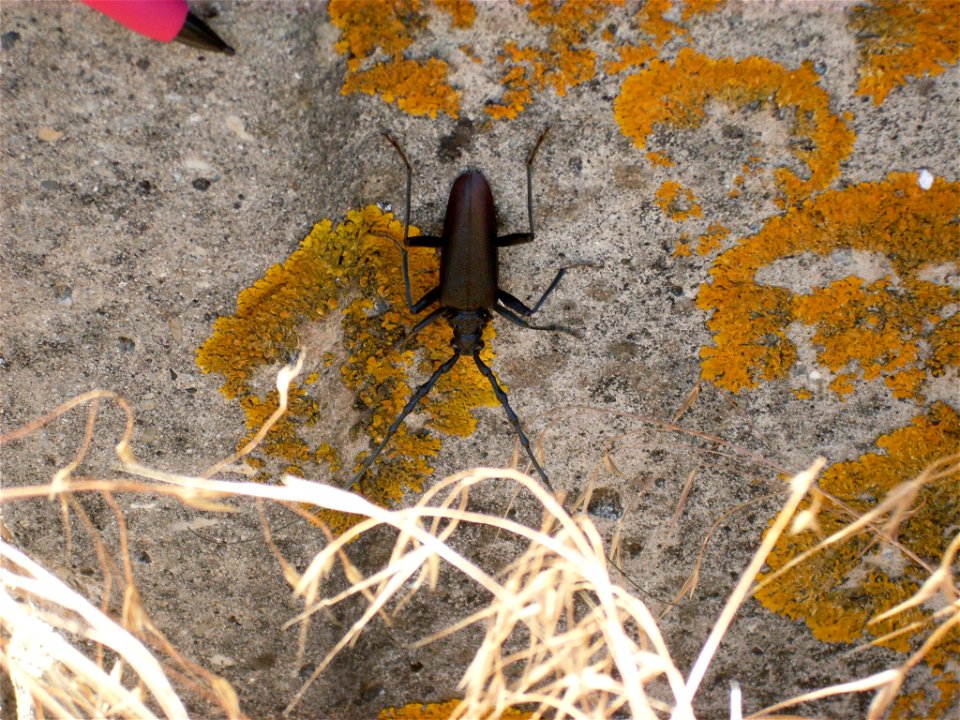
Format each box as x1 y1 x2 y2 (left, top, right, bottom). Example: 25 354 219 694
472 351 553 491
344 351 462 489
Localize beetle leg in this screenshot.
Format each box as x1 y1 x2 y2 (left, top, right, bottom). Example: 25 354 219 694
498 260 598 318
406 235 444 247
472 352 553 491
382 131 413 242
497 232 533 247
399 241 444 312
404 304 444 341
383 132 430 310
494 303 579 337
499 267 568 316
496 129 551 249
344 351 462 489
524 127 550 237
384 129 415 310
407 285 440 316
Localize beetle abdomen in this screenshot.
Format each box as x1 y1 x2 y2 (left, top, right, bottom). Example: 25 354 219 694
439 172 498 310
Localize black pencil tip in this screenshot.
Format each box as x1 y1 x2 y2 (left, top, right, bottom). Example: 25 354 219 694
176 12 235 55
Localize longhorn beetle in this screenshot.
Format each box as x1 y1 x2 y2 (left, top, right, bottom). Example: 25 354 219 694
345 128 579 492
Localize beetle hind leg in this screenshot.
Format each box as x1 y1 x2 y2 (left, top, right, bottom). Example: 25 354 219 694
344 351 461 489
472 352 553 492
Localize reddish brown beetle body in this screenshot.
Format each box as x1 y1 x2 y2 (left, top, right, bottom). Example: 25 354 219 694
344 130 582 492
439 172 499 310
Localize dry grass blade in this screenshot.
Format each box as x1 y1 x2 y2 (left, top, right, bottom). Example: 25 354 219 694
4 360 956 719
667 494 781 611
281 468 692 719
756 455 960 596
669 468 698 532
679 458 826 709
747 669 902 719
1 542 187 719
671 381 701 423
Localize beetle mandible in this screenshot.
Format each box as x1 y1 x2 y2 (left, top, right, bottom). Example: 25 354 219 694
345 128 579 492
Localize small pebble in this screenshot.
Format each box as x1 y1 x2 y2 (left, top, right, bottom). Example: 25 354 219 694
587 487 624 520
37 127 63 142
1 31 21 51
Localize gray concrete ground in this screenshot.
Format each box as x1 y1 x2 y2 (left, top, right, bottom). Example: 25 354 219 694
2 1 957 719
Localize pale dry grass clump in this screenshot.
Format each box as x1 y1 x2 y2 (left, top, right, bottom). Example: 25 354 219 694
2 359 957 719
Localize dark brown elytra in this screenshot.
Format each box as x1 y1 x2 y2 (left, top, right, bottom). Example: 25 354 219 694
344 129 581 492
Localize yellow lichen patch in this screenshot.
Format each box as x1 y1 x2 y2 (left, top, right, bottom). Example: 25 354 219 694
329 0 461 118
485 0 616 120
681 0 723 21
342 58 460 118
614 48 856 207
434 0 476 29
604 0 723 74
695 222 728 256
379 699 533 719
330 0 417 64
672 233 692 258
655 180 702 222
697 173 960 400
792 276 948 402
196 206 499 534
627 0 725 52
603 41 658 75
326 0 725 121
755 403 959 701
645 151 675 167
849 0 960 105
638 0 685 47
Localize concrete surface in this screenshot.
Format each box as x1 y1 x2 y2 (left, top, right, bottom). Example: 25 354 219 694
2 1 957 719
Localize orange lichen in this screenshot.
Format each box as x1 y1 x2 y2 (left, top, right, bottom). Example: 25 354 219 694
849 0 960 105
793 277 942 401
196 206 499 534
697 173 959 401
645 151 674 167
672 233 692 258
655 180 702 221
622 0 724 54
329 0 461 118
755 403 959 710
434 0 476 29
604 0 723 74
614 48 856 207
638 0 685 47
604 41 658 74
342 58 460 118
681 0 723 21
695 222 728 256
485 0 615 120
330 0 417 64
326 0 727 121
379 699 532 719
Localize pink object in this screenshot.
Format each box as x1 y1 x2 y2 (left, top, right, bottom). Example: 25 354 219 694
80 0 189 43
